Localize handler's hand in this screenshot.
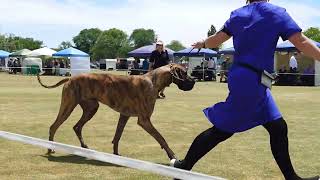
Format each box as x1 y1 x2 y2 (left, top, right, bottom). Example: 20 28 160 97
192 41 205 49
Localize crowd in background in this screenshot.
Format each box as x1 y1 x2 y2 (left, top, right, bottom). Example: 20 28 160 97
277 53 316 86
43 59 68 76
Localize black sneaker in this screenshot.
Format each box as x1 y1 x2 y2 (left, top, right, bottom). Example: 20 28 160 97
170 159 185 180
170 159 185 169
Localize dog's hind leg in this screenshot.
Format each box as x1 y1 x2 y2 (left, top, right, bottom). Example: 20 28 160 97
48 90 77 154
138 117 176 160
112 114 129 156
73 100 99 149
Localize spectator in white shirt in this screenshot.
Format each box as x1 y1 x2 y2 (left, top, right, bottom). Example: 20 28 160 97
289 52 298 71
207 58 215 69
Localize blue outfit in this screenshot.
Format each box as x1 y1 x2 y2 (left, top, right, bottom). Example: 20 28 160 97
203 2 302 133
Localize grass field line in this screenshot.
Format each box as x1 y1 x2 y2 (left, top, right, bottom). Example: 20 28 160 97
0 130 225 180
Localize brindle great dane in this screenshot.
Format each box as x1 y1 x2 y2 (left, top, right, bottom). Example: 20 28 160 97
37 64 195 160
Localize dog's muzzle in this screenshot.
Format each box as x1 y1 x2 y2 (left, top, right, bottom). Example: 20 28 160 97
176 78 195 91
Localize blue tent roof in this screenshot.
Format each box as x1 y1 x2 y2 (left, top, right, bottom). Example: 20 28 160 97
276 40 320 52
174 47 217 57
219 47 235 55
53 47 89 57
0 50 10 58
128 44 175 58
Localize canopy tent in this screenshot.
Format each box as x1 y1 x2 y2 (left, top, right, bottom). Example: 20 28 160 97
53 47 89 57
21 58 43 75
53 47 90 76
0 50 10 68
219 47 235 55
27 47 57 57
275 40 320 86
174 47 217 57
174 48 218 81
128 44 175 58
0 50 10 58
9 49 31 57
276 40 320 52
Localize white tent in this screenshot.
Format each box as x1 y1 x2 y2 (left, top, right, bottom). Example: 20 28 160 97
28 47 57 57
21 58 43 74
53 47 90 76
70 57 90 76
99 59 117 70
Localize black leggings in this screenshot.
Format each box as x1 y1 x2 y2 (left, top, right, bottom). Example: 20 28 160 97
181 118 301 180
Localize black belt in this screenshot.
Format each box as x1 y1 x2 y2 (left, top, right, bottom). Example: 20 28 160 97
234 62 263 74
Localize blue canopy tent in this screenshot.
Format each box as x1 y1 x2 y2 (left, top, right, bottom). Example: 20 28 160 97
276 40 320 52
0 50 10 68
53 47 89 57
174 47 217 57
53 47 90 76
0 50 10 58
174 48 218 81
219 47 235 55
128 44 175 58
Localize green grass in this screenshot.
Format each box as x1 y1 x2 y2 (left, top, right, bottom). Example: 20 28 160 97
0 72 319 180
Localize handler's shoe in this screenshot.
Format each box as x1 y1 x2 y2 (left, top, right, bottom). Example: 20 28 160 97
170 159 185 169
170 159 187 180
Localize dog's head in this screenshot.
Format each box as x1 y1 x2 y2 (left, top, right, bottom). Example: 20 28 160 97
169 64 195 91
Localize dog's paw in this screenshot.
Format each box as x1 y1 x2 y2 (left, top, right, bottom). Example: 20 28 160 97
47 149 55 155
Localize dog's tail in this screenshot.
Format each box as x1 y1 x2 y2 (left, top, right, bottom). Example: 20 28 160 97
37 74 70 89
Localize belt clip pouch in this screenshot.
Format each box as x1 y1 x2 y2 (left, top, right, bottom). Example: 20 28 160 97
261 70 274 89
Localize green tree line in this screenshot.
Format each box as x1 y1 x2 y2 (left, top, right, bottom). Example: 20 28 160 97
1 26 319 61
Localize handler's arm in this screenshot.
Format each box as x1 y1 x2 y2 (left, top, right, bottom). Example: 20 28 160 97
193 32 231 49
289 32 320 61
149 52 155 71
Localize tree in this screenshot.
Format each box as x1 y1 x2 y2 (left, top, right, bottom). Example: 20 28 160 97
304 27 320 42
207 25 217 37
207 25 222 50
73 28 102 55
166 40 186 51
58 41 73 50
129 28 155 48
92 28 131 60
0 33 42 52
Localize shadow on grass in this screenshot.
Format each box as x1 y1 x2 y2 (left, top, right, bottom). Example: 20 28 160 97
41 154 123 167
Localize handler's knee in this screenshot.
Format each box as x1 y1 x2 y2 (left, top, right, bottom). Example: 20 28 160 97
264 118 288 137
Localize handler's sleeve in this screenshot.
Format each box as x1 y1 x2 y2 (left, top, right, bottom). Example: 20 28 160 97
219 12 234 37
279 9 302 41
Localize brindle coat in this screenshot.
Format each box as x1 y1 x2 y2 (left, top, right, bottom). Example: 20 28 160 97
37 64 194 160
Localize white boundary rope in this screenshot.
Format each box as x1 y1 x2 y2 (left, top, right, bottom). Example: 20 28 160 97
0 66 319 76
0 131 225 180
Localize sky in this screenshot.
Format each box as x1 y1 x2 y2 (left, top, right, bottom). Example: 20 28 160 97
0 0 319 49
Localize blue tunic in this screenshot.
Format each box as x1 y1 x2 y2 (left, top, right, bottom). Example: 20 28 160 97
203 2 302 133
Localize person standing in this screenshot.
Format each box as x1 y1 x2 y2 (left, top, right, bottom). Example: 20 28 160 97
149 40 170 98
142 59 149 74
220 57 230 82
171 1 320 180
207 58 215 81
289 52 299 85
289 52 298 72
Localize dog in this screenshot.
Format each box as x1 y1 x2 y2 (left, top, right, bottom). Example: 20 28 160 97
37 64 195 160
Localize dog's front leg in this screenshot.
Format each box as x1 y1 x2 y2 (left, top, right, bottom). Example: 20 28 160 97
138 117 176 160
112 114 130 156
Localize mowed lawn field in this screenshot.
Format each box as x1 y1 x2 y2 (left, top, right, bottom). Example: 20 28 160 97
0 72 319 180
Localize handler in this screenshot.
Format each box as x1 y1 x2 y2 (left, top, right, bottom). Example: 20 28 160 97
149 40 170 98
171 1 320 180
